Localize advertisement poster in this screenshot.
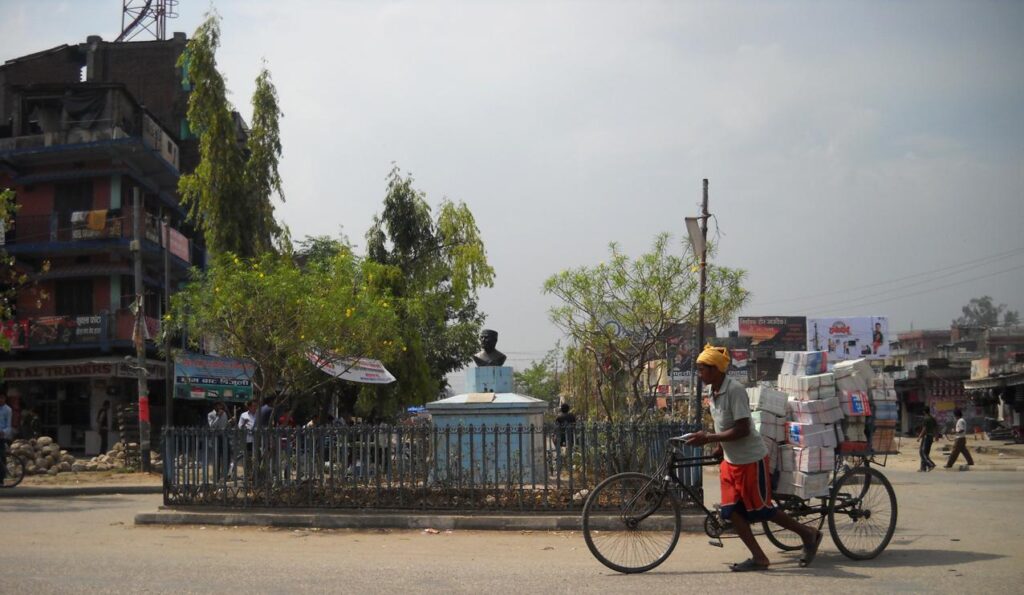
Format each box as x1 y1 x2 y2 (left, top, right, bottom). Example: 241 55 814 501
174 353 254 402
738 316 807 351
807 316 889 361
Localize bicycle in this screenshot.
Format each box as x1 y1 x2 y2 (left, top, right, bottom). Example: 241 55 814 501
581 437 897 573
2 447 26 488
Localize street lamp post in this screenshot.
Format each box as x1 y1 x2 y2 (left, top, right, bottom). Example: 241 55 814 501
685 179 710 427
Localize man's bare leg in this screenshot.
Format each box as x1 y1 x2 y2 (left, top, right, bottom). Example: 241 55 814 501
729 513 770 567
770 510 820 545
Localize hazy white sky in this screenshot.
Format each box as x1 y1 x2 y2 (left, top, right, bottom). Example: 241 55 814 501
2 0 1022 368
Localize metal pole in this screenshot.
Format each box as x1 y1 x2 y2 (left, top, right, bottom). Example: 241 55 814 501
133 188 152 472
694 179 709 426
163 215 173 428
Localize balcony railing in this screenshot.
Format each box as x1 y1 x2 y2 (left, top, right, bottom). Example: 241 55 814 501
1 311 160 350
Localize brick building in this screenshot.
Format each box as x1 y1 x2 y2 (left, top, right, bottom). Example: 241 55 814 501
0 34 204 453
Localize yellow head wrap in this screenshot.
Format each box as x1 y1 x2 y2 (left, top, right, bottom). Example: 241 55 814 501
696 344 730 373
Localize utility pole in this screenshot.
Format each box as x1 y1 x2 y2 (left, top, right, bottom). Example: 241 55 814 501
162 215 173 428
686 179 710 427
132 187 151 472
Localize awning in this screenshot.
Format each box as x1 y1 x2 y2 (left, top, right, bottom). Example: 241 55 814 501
963 373 1024 391
307 351 396 384
173 353 254 403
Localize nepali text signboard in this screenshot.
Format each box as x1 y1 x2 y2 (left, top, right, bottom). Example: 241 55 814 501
738 316 807 351
308 351 397 384
807 316 889 361
173 353 254 402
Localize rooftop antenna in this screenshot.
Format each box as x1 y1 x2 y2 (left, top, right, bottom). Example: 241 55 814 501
116 0 179 42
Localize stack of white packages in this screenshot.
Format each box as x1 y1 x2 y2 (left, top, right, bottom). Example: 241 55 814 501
776 469 831 498
777 362 840 456
747 386 788 417
778 373 836 401
779 444 835 473
786 420 839 448
748 386 789 472
834 358 873 451
789 397 843 424
780 351 828 376
752 410 787 443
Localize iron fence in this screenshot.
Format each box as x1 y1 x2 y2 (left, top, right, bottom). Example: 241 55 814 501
162 422 703 511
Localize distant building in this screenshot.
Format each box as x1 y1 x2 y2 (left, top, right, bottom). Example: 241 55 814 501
0 34 205 453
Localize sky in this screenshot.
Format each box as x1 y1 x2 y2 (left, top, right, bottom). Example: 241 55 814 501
2 0 1022 370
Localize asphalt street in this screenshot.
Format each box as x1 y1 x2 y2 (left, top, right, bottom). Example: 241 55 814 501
1 466 1021 594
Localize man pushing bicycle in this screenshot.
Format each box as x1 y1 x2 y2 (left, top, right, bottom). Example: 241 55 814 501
684 345 823 571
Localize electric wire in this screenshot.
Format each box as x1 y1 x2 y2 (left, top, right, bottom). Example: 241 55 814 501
748 245 1024 308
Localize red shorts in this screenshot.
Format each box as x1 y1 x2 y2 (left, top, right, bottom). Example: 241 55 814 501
720 456 776 521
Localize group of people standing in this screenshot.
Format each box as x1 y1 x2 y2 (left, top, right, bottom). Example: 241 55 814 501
917 407 975 471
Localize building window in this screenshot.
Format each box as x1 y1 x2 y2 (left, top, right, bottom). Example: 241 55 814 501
54 179 94 233
55 279 93 316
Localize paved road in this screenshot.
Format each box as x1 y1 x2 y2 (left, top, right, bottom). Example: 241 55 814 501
1 467 1021 594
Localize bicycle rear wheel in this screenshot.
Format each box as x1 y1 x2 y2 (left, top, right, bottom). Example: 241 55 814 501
582 472 681 574
763 495 825 552
828 466 897 560
3 454 25 488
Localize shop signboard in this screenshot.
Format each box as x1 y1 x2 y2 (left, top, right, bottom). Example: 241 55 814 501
807 316 889 361
970 358 990 380
173 353 254 402
738 316 807 351
308 351 396 384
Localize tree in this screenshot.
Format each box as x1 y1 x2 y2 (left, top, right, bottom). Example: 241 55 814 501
177 12 284 258
363 166 494 410
953 296 1020 328
513 350 561 403
166 249 401 407
544 234 749 420
0 188 48 354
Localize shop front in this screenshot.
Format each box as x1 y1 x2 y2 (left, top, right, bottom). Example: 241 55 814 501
0 356 166 454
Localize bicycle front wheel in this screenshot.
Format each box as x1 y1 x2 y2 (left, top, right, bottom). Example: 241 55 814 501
582 472 681 574
827 466 897 560
763 495 825 552
3 454 25 488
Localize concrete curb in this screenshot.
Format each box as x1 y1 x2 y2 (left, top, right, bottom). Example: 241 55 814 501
135 508 709 533
0 485 162 498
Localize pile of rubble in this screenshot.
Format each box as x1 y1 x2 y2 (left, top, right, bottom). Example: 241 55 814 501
8 436 162 476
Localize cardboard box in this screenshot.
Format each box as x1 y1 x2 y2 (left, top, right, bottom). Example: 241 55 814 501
782 351 828 376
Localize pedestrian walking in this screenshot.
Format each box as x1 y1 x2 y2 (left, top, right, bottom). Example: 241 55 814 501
0 393 12 484
208 402 229 479
944 408 975 469
917 406 938 472
96 400 110 454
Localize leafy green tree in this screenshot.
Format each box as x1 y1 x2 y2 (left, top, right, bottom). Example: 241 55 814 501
166 250 401 406
363 167 494 411
1 188 49 355
513 350 561 403
544 234 749 420
177 12 284 258
954 296 1020 328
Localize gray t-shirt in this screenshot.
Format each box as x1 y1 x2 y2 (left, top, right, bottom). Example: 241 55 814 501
709 377 768 465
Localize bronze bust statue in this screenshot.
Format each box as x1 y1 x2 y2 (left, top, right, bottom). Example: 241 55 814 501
472 329 507 367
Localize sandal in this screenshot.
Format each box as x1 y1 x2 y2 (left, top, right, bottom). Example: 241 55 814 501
800 530 823 567
730 558 770 572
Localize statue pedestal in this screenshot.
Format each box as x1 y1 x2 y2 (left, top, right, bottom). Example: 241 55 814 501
425 366 547 484
465 366 513 393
